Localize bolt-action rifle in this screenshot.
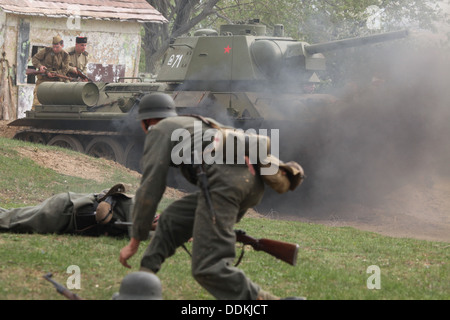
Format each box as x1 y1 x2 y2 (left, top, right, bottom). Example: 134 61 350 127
43 273 84 300
114 220 299 266
234 229 299 266
69 67 93 82
26 68 77 82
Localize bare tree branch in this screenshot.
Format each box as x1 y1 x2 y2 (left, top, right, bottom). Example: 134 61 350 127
143 0 221 73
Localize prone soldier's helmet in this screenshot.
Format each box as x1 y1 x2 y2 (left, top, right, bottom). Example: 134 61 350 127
137 93 177 120
112 271 163 300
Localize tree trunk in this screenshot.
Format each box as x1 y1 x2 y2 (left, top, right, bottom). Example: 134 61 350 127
143 0 221 74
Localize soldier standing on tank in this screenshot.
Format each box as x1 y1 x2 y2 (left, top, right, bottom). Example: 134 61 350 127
119 93 289 300
67 36 89 80
31 36 70 108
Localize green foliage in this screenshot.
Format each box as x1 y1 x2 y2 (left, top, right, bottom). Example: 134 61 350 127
211 0 442 41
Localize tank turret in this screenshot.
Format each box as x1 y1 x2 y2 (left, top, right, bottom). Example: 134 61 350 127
157 21 407 90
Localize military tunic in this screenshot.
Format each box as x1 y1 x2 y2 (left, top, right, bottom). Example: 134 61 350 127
132 116 266 300
0 191 133 237
67 46 89 74
32 47 70 76
31 47 70 106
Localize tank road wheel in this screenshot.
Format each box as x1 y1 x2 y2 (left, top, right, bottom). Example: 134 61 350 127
14 132 46 145
124 142 143 172
47 135 84 153
85 137 125 164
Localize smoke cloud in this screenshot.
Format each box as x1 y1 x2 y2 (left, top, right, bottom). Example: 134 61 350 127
257 32 450 221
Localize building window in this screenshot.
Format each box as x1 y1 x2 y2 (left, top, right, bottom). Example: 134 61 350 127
26 45 45 84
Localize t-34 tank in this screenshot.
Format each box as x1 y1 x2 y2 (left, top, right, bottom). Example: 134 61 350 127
8 20 408 175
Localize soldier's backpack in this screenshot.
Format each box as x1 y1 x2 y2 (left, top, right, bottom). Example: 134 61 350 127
191 115 305 193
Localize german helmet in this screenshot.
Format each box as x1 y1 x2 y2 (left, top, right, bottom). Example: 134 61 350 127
112 272 163 300
137 93 177 120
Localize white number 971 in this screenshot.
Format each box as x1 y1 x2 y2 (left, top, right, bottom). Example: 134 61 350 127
168 54 184 68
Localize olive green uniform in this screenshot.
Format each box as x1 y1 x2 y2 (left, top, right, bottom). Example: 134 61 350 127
132 116 266 300
67 46 89 74
31 47 70 106
0 191 133 237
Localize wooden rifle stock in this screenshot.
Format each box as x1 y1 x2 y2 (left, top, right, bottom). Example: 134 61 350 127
43 273 84 300
26 69 44 76
235 230 299 266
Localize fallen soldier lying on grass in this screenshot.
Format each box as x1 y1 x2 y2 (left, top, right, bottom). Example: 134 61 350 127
0 184 157 238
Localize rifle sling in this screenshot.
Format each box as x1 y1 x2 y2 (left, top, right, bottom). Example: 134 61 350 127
181 244 192 258
234 244 246 267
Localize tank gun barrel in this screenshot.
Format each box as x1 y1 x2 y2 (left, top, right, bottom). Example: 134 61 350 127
304 29 409 55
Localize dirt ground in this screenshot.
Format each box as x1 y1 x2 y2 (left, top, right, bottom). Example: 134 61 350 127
284 180 450 242
1 120 449 242
0 120 21 139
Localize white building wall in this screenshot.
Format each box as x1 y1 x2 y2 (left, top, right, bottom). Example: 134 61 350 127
0 10 143 118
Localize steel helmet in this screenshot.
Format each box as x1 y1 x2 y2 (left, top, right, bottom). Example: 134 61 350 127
137 93 177 120
112 271 163 300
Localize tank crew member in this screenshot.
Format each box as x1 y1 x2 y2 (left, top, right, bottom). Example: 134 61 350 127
31 35 70 108
67 36 89 79
119 93 302 300
0 184 135 238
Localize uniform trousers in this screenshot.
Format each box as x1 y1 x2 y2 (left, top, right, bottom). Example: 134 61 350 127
0 193 89 233
140 163 265 300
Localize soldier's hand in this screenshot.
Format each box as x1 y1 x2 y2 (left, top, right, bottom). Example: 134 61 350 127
39 66 47 72
119 238 140 268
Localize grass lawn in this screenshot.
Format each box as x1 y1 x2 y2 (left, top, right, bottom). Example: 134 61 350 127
0 137 448 300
